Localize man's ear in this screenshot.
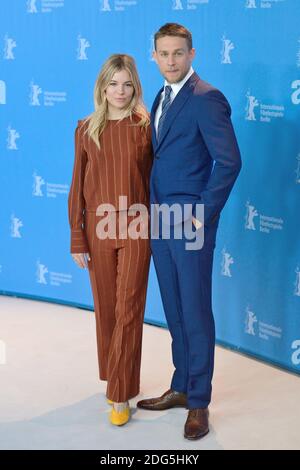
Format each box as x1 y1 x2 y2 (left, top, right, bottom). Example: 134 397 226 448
152 50 158 64
190 48 196 61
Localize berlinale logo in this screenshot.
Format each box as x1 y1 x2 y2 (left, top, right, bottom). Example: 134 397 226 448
221 247 234 277
29 80 42 106
245 0 257 7
32 171 45 197
221 35 234 64
0 80 6 104
36 259 48 284
172 0 184 10
245 91 259 121
245 306 258 336
77 35 90 60
7 126 20 150
27 0 38 13
245 201 258 230
100 0 111 11
294 267 300 297
10 214 23 238
4 35 17 60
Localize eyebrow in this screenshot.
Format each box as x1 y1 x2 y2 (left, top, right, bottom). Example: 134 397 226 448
159 48 185 52
109 80 133 84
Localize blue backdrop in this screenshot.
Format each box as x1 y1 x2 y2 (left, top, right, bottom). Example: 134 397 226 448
1 0 300 374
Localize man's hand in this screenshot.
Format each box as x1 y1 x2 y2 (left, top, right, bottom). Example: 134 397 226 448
192 216 203 230
71 253 91 269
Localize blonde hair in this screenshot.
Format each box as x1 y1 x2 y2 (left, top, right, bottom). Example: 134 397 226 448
83 54 149 148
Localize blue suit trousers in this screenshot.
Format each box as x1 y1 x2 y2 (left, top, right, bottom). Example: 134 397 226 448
150 219 219 409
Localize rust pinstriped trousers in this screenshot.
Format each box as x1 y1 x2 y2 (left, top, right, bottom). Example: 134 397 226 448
84 210 151 402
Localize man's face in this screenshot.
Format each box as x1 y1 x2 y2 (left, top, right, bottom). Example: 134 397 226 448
153 35 195 84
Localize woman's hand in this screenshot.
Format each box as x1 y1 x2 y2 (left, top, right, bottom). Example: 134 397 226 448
71 253 91 269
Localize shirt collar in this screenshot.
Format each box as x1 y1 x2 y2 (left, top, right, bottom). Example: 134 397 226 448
164 67 194 98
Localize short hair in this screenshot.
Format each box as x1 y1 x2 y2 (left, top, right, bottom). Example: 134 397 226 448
154 23 193 51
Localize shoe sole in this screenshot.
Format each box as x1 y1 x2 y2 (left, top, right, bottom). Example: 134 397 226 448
184 429 209 440
110 413 130 426
111 419 130 426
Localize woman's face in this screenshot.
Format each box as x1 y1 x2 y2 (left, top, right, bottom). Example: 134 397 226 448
105 69 134 111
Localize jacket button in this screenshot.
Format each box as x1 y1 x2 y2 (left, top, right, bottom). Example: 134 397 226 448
154 155 160 159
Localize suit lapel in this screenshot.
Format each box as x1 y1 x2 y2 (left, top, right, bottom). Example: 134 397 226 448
151 87 163 150
155 72 199 152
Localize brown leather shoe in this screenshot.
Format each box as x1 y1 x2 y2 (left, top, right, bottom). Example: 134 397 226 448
136 389 187 410
184 408 209 440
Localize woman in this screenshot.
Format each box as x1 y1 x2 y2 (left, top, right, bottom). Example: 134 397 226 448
68 54 153 426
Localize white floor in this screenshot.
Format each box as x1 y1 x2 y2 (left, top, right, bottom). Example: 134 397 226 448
0 295 299 451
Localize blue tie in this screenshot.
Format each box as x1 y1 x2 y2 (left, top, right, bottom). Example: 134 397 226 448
157 85 172 141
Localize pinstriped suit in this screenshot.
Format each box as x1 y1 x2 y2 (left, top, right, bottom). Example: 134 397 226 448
68 114 153 402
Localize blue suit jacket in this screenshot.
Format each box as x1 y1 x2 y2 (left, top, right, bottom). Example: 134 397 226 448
150 72 242 226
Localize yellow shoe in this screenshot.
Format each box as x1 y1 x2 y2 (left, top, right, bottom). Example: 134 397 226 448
107 399 113 405
109 404 130 426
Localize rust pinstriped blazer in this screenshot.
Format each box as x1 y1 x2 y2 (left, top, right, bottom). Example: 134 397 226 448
68 113 153 253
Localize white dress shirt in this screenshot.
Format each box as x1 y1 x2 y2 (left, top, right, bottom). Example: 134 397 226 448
154 67 194 134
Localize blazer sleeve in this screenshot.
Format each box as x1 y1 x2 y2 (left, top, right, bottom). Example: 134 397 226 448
68 121 89 253
195 89 242 226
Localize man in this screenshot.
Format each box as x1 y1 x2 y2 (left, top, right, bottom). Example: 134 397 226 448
137 23 241 440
